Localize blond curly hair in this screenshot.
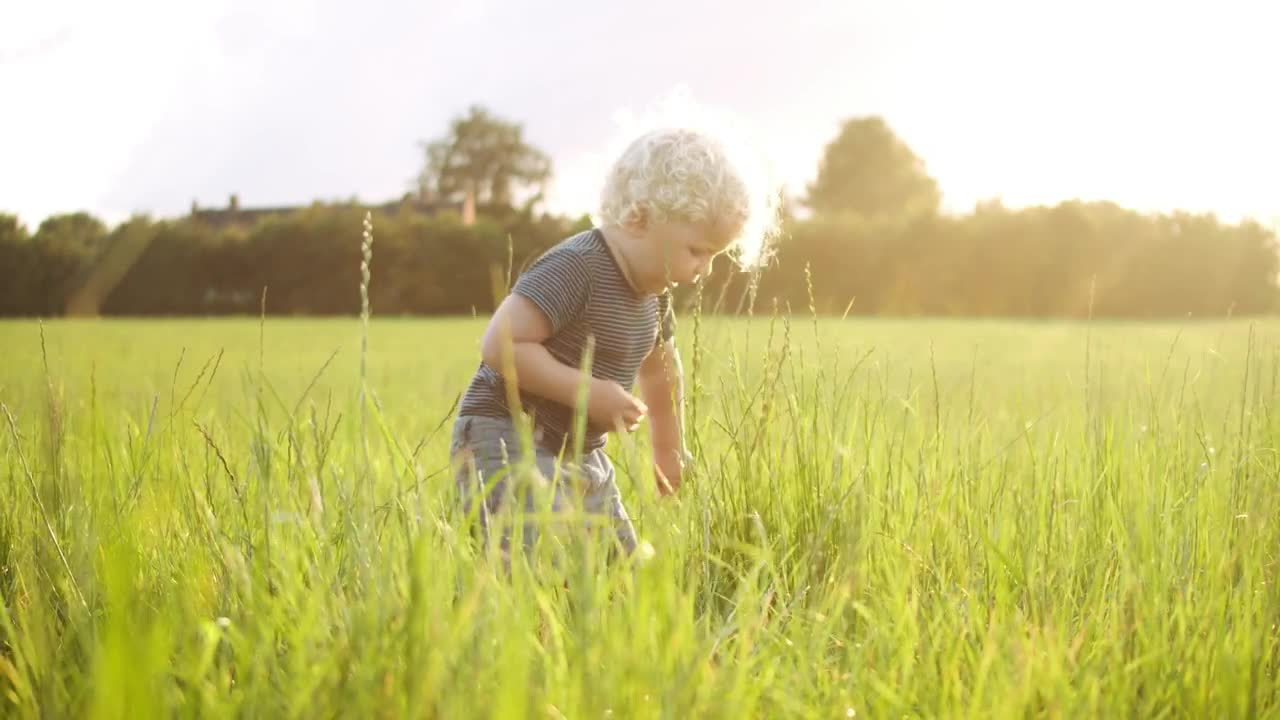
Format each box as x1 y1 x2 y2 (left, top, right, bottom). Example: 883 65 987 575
598 128 778 268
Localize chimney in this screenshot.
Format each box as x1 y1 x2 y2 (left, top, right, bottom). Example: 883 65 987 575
191 199 199 216
229 194 240 213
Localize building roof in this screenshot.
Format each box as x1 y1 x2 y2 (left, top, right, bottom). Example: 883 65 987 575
188 193 469 228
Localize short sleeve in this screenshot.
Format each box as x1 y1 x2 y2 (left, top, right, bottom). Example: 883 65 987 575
656 291 676 346
511 247 592 334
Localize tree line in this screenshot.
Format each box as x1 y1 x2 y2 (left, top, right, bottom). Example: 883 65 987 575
1 110 1275 319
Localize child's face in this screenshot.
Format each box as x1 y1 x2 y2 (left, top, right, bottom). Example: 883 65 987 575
641 219 736 288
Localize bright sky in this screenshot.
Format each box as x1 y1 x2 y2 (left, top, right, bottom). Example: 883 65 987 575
3 0 1278 230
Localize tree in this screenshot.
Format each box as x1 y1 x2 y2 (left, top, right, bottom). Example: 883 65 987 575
805 117 941 220
32 212 107 257
66 215 160 316
29 212 108 315
0 213 36 315
0 213 27 244
417 106 552 210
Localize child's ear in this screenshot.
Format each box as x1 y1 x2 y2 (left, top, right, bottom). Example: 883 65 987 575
625 209 650 234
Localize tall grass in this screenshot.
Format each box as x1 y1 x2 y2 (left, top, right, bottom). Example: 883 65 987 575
0 306 1278 717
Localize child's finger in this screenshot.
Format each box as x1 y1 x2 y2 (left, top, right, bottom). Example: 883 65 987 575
654 464 674 495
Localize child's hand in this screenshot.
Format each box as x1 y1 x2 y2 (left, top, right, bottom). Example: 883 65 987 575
588 379 648 432
654 462 676 496
654 447 691 495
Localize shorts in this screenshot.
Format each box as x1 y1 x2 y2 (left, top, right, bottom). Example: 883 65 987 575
449 414 639 557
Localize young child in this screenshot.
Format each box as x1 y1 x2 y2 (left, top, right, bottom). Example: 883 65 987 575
450 126 766 559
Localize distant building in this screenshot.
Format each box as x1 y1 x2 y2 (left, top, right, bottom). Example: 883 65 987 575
188 188 477 228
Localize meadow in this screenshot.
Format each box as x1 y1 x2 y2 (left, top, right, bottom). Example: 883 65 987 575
1 313 1278 718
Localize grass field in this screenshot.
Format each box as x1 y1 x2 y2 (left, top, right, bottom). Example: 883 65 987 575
1 314 1278 718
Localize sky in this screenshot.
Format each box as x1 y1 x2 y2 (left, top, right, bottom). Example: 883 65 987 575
3 0 1279 231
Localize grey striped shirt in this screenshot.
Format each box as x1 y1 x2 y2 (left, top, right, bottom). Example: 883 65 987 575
458 228 675 452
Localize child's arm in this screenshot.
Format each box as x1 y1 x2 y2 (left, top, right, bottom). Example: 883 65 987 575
637 337 688 494
481 294 648 431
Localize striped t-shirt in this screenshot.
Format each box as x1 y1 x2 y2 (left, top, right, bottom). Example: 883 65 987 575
458 228 675 453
